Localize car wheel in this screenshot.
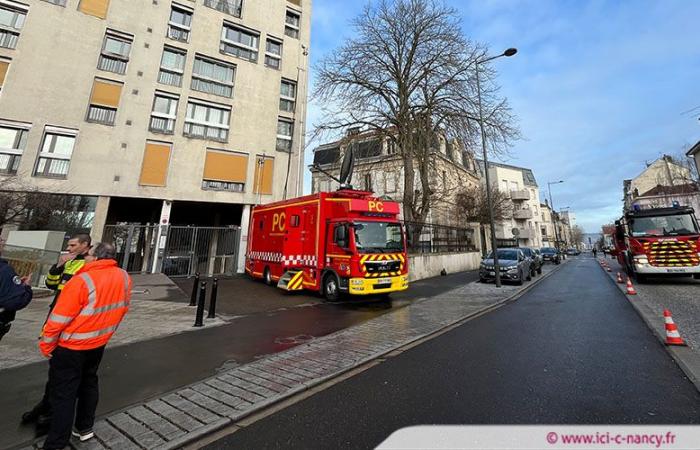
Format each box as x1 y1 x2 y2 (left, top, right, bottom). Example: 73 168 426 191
264 267 273 286
323 273 341 302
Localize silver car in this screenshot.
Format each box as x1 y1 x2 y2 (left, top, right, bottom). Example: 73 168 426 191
479 248 532 285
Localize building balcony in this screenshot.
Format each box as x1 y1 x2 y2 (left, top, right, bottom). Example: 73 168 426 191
510 189 530 201
513 209 533 220
515 228 533 240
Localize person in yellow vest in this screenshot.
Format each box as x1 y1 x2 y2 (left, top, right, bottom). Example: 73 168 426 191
21 233 91 427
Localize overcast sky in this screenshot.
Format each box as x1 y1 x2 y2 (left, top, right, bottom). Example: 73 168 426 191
302 0 700 233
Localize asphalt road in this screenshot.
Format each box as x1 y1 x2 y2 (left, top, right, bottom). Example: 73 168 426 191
204 257 700 450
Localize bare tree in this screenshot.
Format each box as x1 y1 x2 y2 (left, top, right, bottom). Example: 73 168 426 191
455 184 512 252
570 225 585 249
313 0 519 233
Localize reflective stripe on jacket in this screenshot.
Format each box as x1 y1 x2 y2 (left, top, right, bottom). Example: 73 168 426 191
45 257 86 291
39 259 131 355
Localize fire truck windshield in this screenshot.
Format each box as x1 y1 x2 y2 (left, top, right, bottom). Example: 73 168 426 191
352 221 404 253
630 214 699 237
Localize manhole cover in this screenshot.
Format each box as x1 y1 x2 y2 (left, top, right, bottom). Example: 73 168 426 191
274 334 315 345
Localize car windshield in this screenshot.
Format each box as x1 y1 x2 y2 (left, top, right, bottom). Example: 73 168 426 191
541 248 557 254
486 249 519 261
630 214 699 237
353 221 404 253
520 248 533 257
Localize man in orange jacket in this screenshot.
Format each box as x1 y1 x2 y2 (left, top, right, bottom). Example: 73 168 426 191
39 242 131 450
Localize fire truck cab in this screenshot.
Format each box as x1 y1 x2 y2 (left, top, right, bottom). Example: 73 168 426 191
614 204 700 282
245 189 409 300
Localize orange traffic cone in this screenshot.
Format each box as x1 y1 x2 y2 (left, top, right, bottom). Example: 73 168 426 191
626 279 637 295
663 309 686 346
606 266 612 272
616 272 624 283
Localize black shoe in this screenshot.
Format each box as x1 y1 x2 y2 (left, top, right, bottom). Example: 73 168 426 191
0 322 11 341
21 408 40 424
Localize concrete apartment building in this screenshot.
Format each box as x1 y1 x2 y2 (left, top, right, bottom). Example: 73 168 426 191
0 0 311 271
478 161 543 248
623 155 700 213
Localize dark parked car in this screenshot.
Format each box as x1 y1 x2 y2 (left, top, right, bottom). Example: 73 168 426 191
520 247 542 275
540 247 561 264
479 248 532 285
565 248 580 256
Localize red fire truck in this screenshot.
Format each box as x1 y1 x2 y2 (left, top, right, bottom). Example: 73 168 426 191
245 189 409 300
613 204 700 282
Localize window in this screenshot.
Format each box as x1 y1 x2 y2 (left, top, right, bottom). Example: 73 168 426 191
34 127 77 178
184 99 231 142
0 57 9 90
158 46 186 87
0 121 28 174
139 141 172 186
276 118 293 152
191 55 235 98
168 4 192 43
79 0 110 19
387 139 397 155
98 30 132 74
220 24 259 63
290 215 300 227
385 172 396 193
0 2 27 49
253 156 273 194
264 38 282 69
279 79 296 112
86 78 122 126
149 91 179 134
284 10 300 39
204 0 242 18
364 173 372 191
201 149 248 192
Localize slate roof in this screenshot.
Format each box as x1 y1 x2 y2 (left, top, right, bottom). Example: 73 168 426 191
475 159 538 187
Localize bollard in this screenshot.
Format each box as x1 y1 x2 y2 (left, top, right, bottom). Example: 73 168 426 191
207 278 218 319
189 272 200 306
194 281 206 327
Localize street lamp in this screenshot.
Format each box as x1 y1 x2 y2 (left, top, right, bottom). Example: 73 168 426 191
547 180 564 251
477 47 517 288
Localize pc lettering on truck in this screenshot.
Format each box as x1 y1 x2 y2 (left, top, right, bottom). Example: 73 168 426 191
245 190 409 301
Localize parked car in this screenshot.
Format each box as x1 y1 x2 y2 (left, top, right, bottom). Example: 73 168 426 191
565 248 580 256
540 247 561 264
520 247 542 275
479 248 532 285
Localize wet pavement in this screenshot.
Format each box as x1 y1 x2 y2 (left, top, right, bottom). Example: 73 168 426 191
1 270 476 449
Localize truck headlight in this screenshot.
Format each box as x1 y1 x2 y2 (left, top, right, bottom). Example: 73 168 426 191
350 279 364 286
634 255 649 265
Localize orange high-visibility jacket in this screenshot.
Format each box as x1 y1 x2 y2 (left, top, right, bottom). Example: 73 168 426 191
40 259 131 355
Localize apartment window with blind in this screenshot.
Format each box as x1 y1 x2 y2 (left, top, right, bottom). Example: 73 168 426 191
34 127 77 178
204 0 242 18
139 141 172 186
201 149 248 192
149 91 179 134
184 99 231 142
158 46 186 87
168 3 192 43
0 57 9 91
279 79 296 113
191 55 235 98
253 156 273 195
86 78 122 126
264 38 282 70
220 23 259 63
276 118 293 152
0 2 27 49
284 10 300 39
79 0 110 18
97 30 132 74
0 121 28 174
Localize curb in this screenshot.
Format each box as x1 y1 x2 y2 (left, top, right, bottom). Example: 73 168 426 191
161 261 568 449
596 259 700 393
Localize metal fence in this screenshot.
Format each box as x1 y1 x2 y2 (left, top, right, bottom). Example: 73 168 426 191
102 224 240 277
2 244 60 288
402 221 477 254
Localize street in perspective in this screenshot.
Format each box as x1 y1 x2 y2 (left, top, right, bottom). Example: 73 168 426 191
1 1 699 450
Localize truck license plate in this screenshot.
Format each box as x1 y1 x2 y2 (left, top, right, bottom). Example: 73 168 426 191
376 278 392 284
667 268 686 273
489 271 495 276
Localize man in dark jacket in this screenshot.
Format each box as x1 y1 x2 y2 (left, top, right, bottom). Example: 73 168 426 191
0 236 33 342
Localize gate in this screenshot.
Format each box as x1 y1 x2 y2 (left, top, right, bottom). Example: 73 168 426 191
103 224 240 277
162 226 240 277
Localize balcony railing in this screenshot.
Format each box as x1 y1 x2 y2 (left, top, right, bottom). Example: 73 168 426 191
513 209 533 220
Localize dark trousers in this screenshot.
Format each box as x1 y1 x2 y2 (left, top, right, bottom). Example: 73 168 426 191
43 346 105 449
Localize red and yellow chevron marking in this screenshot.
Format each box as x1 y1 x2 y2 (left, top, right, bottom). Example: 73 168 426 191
360 253 406 275
287 271 304 290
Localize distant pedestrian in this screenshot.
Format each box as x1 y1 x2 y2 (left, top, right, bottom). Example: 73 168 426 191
592 248 597 258
23 233 91 426
38 243 131 449
0 237 33 342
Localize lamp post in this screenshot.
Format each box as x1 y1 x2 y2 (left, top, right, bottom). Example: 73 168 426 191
477 47 517 288
547 180 564 251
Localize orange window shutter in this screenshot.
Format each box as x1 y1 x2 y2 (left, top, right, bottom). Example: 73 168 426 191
0 61 9 87
254 158 274 194
287 0 302 6
203 151 248 183
139 143 171 186
79 0 110 19
90 79 122 108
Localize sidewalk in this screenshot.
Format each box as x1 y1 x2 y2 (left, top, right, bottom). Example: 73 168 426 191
15 262 566 450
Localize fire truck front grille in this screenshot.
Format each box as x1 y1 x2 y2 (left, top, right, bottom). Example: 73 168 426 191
643 240 700 267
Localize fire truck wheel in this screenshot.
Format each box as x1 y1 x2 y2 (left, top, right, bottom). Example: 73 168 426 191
323 273 340 302
264 267 273 286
